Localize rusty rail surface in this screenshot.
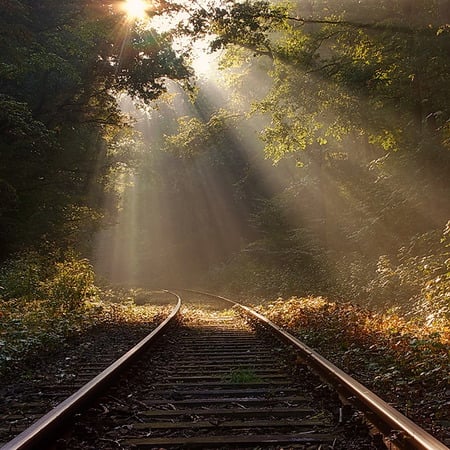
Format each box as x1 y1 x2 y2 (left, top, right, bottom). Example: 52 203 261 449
184 289 449 450
2 291 181 450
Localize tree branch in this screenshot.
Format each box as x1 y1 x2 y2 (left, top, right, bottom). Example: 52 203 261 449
286 16 437 35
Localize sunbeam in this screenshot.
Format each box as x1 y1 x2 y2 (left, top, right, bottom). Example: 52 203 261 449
91 0 449 318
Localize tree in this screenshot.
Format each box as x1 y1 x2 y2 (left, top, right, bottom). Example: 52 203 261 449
164 0 450 305
0 0 193 257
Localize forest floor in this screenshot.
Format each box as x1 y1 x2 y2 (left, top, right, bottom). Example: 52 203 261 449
0 303 170 382
0 292 173 444
0 289 173 379
254 296 450 446
1 292 448 447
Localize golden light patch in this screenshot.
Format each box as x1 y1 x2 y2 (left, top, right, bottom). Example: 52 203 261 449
122 0 150 20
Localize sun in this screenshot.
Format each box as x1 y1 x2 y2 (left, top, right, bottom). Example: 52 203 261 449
122 0 151 20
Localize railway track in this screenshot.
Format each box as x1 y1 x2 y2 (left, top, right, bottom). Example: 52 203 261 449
1 291 448 450
0 323 164 442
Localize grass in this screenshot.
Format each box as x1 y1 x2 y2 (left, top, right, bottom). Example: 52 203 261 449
226 367 262 383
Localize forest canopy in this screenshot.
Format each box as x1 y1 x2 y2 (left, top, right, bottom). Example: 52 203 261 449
0 0 449 325
0 0 192 257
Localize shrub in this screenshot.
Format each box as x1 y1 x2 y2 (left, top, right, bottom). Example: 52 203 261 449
0 251 45 300
413 221 450 326
40 256 97 311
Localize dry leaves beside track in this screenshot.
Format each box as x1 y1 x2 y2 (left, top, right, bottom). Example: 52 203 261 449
256 296 450 446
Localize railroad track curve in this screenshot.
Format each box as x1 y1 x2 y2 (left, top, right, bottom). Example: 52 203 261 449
1 290 447 450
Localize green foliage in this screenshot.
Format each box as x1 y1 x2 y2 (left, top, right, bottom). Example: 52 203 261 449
0 286 165 376
0 249 98 373
338 225 450 324
164 116 211 157
0 0 193 259
0 250 97 311
208 235 329 298
164 109 239 157
181 0 448 164
0 95 55 151
226 367 261 383
413 222 450 326
114 29 192 103
40 256 97 311
0 251 45 300
184 0 287 55
0 297 86 371
185 1 449 328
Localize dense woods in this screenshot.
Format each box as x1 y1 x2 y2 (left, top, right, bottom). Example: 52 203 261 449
96 0 449 321
0 0 191 366
0 0 190 258
0 0 449 378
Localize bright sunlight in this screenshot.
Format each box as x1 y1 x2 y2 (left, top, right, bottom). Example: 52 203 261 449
122 0 151 20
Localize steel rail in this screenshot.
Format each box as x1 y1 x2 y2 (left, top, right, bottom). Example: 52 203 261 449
184 289 449 450
2 291 182 450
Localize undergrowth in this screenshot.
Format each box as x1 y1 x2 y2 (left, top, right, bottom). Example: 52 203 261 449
208 222 450 327
257 296 449 440
0 250 167 377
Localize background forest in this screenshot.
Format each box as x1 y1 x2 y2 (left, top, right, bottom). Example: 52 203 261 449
96 0 450 326
1 0 449 353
